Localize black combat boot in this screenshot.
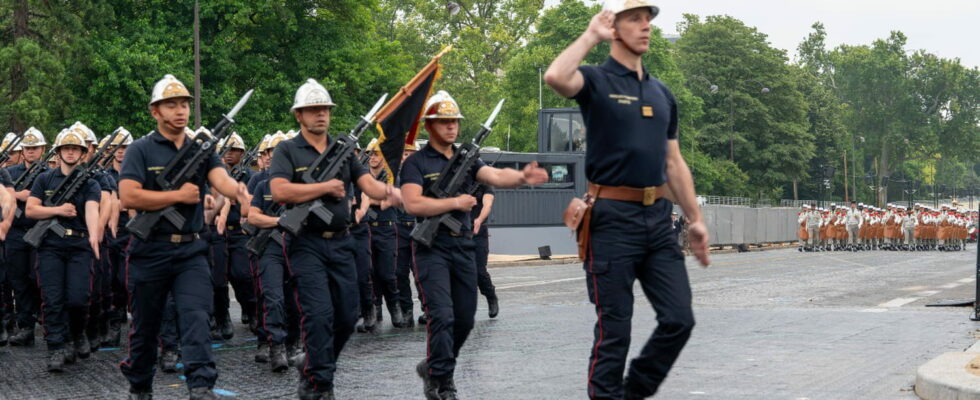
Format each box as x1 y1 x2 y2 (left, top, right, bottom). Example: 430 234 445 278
416 360 441 400
47 349 65 372
437 376 459 400
74 334 91 359
402 306 415 328
189 387 219 400
255 343 269 363
487 295 499 319
358 304 376 333
0 323 7 346
270 343 288 372
387 302 405 328
297 378 324 400
219 314 234 340
128 389 153 400
375 303 383 323
10 326 35 346
160 348 179 373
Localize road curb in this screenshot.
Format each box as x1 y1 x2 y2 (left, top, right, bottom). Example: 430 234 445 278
916 347 980 400
488 256 579 268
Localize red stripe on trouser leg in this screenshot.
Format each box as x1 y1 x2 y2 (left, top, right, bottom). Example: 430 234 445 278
586 240 603 399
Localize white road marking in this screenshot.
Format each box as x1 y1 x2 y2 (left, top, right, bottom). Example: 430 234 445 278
959 278 975 283
860 308 889 313
496 277 584 290
914 290 940 296
878 297 920 308
940 282 963 289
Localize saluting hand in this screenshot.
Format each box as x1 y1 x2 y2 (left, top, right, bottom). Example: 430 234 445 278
687 221 711 267
521 161 550 186
178 182 201 204
586 10 616 43
59 203 77 218
454 194 477 212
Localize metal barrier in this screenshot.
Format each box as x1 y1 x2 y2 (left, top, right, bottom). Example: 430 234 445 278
700 205 799 246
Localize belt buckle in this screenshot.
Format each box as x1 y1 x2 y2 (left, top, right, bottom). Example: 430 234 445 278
170 234 182 244
65 229 73 236
643 187 657 206
322 231 335 239
370 222 378 227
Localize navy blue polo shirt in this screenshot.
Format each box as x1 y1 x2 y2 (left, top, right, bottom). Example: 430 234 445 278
226 165 252 227
7 163 44 229
399 144 486 232
368 170 396 222
94 169 114 193
471 184 494 221
0 168 10 187
268 132 368 232
249 178 278 215
573 57 679 188
394 176 415 223
247 168 268 195
119 131 223 235
106 167 129 227
29 167 101 233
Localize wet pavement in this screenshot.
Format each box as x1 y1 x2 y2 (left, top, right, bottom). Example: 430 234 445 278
0 245 977 399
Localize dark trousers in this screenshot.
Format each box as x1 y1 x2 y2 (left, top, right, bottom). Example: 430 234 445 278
256 240 300 345
159 293 179 351
107 231 130 326
395 222 419 314
36 237 94 350
414 233 477 379
226 229 256 323
208 226 230 321
287 233 359 392
120 238 216 391
4 228 39 329
584 199 694 400
351 224 373 318
473 227 496 299
369 224 399 311
87 239 113 339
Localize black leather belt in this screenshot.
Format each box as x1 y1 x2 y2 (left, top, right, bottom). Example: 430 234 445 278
148 233 201 244
448 230 473 239
370 221 394 227
311 229 349 240
226 224 240 231
63 229 88 238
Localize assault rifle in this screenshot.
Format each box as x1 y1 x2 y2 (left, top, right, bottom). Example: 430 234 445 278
0 131 25 166
230 145 258 182
13 149 57 218
125 89 254 240
245 202 285 256
409 99 504 247
24 128 124 247
362 168 388 222
277 93 388 236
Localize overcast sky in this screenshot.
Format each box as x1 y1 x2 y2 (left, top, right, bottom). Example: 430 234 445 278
545 0 979 68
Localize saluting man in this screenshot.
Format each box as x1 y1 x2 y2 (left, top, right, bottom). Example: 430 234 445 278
400 90 548 400
544 0 710 398
268 78 401 399
26 127 102 372
118 74 245 400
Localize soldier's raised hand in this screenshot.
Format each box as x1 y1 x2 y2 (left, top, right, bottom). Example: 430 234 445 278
587 10 616 43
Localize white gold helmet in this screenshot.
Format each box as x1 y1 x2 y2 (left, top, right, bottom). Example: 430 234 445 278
267 131 289 152
291 78 335 111
20 127 47 147
257 134 273 153
1 132 21 153
149 74 193 106
54 128 88 152
602 0 659 17
423 91 464 120
195 127 212 140
112 127 134 146
69 121 97 144
226 132 246 151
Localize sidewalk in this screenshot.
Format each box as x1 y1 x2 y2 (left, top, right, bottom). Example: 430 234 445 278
916 340 980 399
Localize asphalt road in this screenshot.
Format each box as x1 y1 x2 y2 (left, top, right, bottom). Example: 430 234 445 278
0 245 977 399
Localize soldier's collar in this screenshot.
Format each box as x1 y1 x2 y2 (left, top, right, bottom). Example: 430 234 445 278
601 57 648 79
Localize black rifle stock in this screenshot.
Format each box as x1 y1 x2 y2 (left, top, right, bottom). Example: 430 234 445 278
409 99 505 247
13 149 57 218
126 89 254 240
246 203 285 256
277 93 388 236
24 128 124 247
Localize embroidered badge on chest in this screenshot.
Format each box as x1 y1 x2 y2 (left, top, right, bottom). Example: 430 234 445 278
641 105 654 118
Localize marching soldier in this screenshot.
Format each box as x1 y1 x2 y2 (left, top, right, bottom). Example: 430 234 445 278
395 140 422 326
401 90 548 399
5 126 47 347
0 135 16 344
471 182 499 318
806 204 821 251
845 201 861 251
268 78 401 399
797 204 809 251
544 1 710 397
26 127 102 371
216 132 257 332
118 74 245 399
351 146 377 334
363 139 404 327
104 128 134 346
247 131 300 372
